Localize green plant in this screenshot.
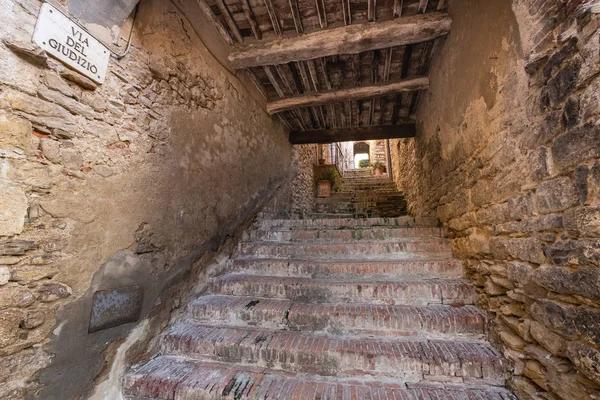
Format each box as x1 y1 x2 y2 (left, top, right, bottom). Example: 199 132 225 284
358 159 370 168
371 161 386 172
315 165 343 192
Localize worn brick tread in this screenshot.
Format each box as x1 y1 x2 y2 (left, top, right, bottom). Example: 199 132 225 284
249 227 445 242
212 274 477 306
259 216 439 230
123 357 517 400
228 258 464 279
238 240 452 259
159 323 507 384
188 295 486 338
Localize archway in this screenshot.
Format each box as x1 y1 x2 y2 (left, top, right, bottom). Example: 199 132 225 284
353 141 370 168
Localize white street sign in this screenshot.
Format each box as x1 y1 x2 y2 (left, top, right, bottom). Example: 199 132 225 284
32 3 111 84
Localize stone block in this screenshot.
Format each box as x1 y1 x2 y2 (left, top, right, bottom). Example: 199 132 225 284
0 267 9 286
452 229 490 258
533 264 600 300
0 285 35 309
530 321 567 357
567 342 600 385
40 139 61 164
535 177 579 214
0 240 36 256
531 300 600 347
545 239 600 266
546 58 582 107
22 310 45 330
0 185 28 237
10 265 59 283
0 309 23 349
508 192 535 221
507 261 535 287
37 282 72 302
551 123 600 172
563 207 600 237
0 112 32 153
527 147 549 182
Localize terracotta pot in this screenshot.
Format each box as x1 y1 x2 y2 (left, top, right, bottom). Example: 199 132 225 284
374 167 383 176
317 180 331 198
318 158 326 165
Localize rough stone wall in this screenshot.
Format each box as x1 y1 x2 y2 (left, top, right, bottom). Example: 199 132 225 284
391 0 600 399
0 0 291 398
290 144 317 216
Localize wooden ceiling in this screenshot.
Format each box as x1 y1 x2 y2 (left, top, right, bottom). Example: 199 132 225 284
197 0 451 143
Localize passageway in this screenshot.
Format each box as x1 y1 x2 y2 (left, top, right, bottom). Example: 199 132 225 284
1 0 599 399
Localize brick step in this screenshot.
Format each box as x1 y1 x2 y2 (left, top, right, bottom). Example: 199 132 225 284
211 275 477 306
238 240 452 259
123 357 517 400
158 323 507 385
228 258 464 279
258 216 438 230
247 227 444 242
187 295 486 338
304 213 356 219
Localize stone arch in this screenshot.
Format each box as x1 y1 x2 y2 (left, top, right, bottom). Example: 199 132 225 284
353 141 370 156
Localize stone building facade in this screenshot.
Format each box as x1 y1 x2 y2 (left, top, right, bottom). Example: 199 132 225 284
0 0 294 398
391 1 600 399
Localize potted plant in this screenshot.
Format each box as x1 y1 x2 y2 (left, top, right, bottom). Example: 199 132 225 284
371 161 386 176
358 159 370 168
316 165 342 198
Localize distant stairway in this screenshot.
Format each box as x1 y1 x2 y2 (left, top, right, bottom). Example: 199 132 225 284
315 169 407 218
122 214 516 400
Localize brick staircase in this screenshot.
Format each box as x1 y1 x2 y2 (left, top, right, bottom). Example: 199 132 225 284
122 213 516 399
315 169 407 218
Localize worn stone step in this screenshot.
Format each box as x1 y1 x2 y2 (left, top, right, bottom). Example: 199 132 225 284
228 258 464 279
123 357 517 400
212 275 477 306
258 216 438 230
158 323 507 385
187 295 486 338
248 226 444 242
238 240 452 259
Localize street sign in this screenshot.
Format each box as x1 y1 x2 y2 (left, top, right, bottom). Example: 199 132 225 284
32 3 111 84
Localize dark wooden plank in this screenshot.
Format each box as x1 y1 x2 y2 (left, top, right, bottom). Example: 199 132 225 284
316 0 328 28
289 124 416 144
393 0 403 17
228 12 452 68
342 0 352 25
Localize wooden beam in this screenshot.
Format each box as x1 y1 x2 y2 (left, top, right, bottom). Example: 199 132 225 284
289 124 416 144
342 0 352 25
418 0 429 13
316 0 328 28
267 76 428 114
263 65 285 97
241 0 262 40
215 0 244 43
393 0 403 17
289 0 304 33
228 12 452 69
194 0 234 45
368 0 376 21
264 0 283 36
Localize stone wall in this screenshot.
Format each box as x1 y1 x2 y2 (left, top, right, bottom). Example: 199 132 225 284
391 0 600 399
291 144 317 216
0 0 291 398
